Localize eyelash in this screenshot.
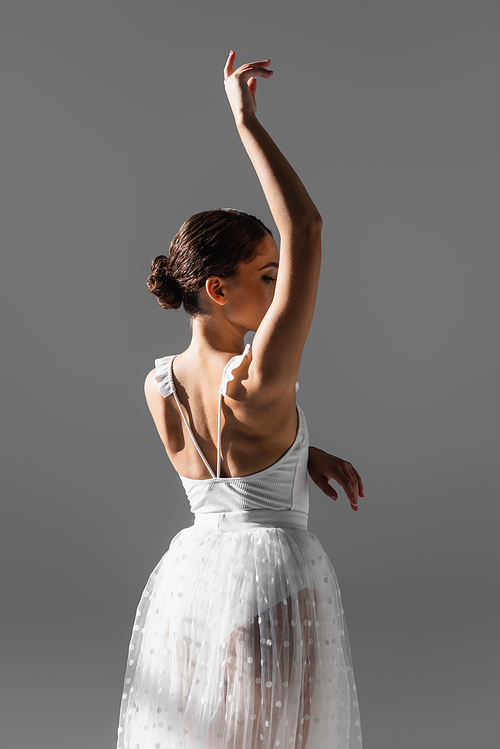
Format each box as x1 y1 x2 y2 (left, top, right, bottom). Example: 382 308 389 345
262 276 276 283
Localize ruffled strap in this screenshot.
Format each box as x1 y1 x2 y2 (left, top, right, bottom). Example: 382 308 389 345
154 355 176 398
219 344 300 395
219 343 252 396
155 346 298 399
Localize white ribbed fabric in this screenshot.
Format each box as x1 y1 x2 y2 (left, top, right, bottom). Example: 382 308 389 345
115 349 362 749
180 403 309 515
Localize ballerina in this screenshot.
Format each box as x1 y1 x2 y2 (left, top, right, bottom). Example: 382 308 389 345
116 50 364 749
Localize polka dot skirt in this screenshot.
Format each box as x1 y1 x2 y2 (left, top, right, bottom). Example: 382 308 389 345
115 525 362 748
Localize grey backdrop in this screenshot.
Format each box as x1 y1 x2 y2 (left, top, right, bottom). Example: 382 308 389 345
2 1 498 747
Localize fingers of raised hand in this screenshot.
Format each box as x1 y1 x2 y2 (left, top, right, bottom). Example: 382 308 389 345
223 50 236 79
239 57 272 70
224 51 273 82
248 77 257 99
238 63 273 81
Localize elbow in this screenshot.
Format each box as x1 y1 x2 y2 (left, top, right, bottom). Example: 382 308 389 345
311 210 323 231
280 208 323 242
301 211 323 242
302 209 323 234
289 210 322 238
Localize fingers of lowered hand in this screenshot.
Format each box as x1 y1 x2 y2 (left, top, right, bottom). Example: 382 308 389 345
354 467 364 497
342 462 361 511
329 483 339 501
310 469 338 502
348 465 365 502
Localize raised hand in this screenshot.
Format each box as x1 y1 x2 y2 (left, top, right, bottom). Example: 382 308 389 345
307 447 365 512
223 50 273 122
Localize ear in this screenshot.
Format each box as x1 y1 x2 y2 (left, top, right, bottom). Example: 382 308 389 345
205 276 227 307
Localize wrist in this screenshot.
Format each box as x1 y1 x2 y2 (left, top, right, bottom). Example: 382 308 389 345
234 110 259 129
308 445 319 464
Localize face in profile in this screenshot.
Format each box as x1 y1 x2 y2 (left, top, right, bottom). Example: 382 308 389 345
221 233 280 332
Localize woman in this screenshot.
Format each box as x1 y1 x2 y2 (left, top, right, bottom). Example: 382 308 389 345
116 51 363 749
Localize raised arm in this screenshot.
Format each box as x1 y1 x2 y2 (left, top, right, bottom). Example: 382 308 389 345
224 52 322 394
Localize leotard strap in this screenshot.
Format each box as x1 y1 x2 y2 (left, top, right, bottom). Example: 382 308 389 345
171 386 217 479
156 344 251 479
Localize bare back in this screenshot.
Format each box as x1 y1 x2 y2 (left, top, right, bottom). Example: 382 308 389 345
144 347 299 481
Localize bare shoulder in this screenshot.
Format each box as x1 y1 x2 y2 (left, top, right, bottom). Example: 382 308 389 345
143 367 181 454
144 367 172 426
144 368 161 407
144 367 159 397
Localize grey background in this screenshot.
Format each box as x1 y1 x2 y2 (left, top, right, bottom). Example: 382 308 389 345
1 1 498 747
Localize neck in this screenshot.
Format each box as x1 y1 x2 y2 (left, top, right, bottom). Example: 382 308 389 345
187 314 248 359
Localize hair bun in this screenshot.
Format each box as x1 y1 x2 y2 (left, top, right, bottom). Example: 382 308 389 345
147 255 183 309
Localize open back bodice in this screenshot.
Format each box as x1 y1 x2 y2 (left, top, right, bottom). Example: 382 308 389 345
154 345 310 531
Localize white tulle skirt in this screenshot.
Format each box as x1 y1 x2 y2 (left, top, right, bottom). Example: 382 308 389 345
116 521 362 749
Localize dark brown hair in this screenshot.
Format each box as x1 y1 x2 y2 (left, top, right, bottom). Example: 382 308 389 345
147 208 273 315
